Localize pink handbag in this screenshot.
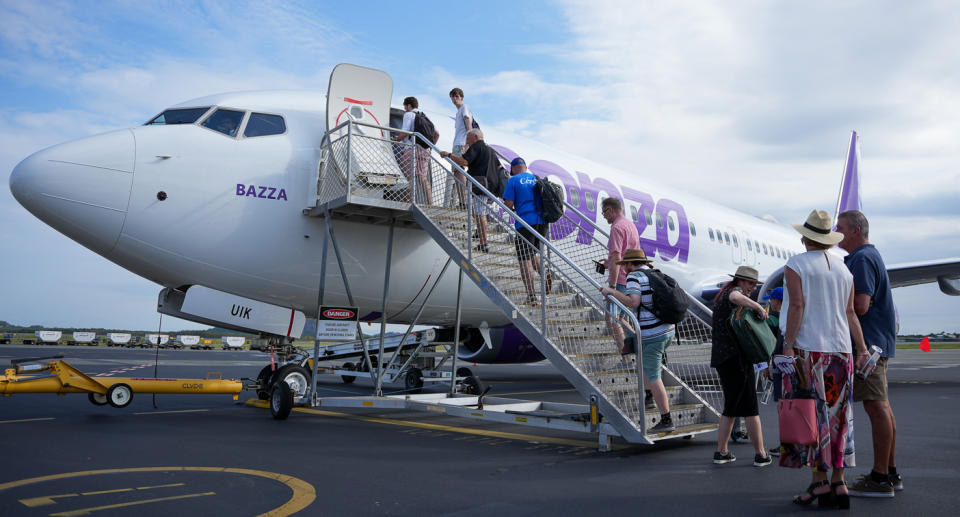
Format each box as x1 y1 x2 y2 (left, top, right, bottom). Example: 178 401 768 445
778 368 818 446
778 398 818 446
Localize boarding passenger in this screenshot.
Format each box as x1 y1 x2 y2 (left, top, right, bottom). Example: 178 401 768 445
393 96 434 204
441 129 499 252
448 88 474 207
837 210 901 498
503 157 547 305
710 266 772 467
600 248 676 433
601 197 641 361
762 286 785 457
774 209 869 509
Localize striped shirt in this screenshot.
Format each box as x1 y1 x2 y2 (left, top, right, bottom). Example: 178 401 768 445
624 269 674 339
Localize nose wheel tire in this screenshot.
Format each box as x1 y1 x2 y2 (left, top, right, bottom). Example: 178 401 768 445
271 365 311 399
461 375 485 395
106 383 133 408
341 362 357 384
88 392 108 406
256 365 274 400
270 381 293 420
456 367 473 378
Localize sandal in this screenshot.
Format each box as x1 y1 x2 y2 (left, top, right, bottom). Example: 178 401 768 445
792 479 830 506
831 481 850 510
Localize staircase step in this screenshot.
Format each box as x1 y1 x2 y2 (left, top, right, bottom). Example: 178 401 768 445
647 422 719 439
642 403 705 428
549 321 607 338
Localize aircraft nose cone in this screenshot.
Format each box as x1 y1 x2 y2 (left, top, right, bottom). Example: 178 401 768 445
9 129 135 256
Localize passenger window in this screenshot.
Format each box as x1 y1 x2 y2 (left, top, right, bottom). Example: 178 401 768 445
668 216 675 231
709 228 715 241
568 188 580 207
724 232 730 245
762 243 768 255
245 113 286 137
690 222 697 237
656 213 663 229
644 209 652 225
732 235 739 247
585 192 595 211
746 239 752 251
630 206 638 222
146 107 211 125
202 108 245 137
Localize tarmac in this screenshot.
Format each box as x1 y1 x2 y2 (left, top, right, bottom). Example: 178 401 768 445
1 344 958 516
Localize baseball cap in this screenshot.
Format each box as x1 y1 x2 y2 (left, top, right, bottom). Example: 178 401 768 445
762 286 784 301
510 157 525 167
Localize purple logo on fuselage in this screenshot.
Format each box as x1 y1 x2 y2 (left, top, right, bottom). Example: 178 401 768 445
490 144 690 263
236 184 288 201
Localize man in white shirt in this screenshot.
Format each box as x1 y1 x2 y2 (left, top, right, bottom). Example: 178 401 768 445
448 88 473 207
393 96 433 204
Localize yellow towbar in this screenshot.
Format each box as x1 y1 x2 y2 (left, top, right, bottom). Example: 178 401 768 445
2 356 243 408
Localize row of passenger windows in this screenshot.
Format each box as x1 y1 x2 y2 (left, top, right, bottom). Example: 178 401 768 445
706 227 795 259
146 107 286 138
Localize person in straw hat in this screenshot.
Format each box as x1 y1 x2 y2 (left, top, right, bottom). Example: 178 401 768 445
709 264 773 467
773 209 870 508
600 248 677 434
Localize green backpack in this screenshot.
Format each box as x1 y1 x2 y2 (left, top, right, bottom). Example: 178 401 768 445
729 307 776 363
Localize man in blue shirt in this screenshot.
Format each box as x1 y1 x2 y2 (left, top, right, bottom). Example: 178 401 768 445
837 210 901 498
503 157 547 305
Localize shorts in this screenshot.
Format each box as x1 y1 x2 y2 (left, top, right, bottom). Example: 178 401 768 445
640 331 673 382
471 195 490 216
715 357 759 417
515 224 546 261
452 144 466 157
402 147 430 178
853 357 889 402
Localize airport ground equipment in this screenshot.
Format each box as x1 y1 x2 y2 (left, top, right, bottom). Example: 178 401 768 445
1 356 244 407
259 330 465 401
67 332 96 346
222 336 246 350
291 77 723 447
35 330 62 345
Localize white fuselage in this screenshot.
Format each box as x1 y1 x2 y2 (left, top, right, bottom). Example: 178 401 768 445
10 90 803 329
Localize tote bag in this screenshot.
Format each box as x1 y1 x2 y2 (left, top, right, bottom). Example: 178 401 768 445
778 369 817 446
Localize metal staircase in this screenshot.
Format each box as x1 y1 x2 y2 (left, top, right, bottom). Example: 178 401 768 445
308 119 720 444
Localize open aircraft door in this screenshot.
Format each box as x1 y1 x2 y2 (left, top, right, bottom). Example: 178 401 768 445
324 64 403 187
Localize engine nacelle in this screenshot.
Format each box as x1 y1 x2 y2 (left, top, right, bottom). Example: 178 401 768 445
938 276 960 296
433 327 545 364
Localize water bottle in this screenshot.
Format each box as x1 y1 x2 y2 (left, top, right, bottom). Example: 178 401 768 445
760 377 774 405
855 345 883 379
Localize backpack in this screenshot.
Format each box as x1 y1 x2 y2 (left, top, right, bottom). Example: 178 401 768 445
729 306 776 363
636 269 690 325
494 165 510 197
413 111 437 148
471 118 480 129
534 177 564 223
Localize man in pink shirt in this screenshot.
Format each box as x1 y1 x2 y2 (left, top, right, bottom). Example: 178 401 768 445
602 197 641 359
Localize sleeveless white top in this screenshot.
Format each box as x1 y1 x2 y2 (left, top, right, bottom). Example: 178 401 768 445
779 250 854 353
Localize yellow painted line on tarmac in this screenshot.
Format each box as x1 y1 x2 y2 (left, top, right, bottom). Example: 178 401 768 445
0 417 55 424
79 487 133 496
132 409 209 415
245 398 623 450
49 491 216 517
0 467 316 517
136 482 185 490
19 493 78 507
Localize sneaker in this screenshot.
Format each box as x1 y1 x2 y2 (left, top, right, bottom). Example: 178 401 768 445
889 472 904 491
848 475 895 498
753 453 773 467
713 451 736 464
768 446 781 457
649 418 675 434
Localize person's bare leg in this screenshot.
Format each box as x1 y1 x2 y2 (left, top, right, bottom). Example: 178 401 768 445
888 402 897 471
864 399 893 474
519 259 536 299
645 376 670 414
745 415 766 456
716 416 735 453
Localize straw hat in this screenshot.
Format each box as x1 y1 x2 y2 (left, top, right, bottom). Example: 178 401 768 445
729 265 763 284
616 248 653 265
792 209 843 245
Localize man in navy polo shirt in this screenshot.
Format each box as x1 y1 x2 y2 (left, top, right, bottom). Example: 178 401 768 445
837 210 901 498
503 157 547 305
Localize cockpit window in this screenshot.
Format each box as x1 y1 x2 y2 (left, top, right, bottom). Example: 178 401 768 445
146 107 210 125
201 109 245 137
244 113 286 137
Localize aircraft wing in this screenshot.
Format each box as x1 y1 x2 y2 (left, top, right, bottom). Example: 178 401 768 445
887 257 960 294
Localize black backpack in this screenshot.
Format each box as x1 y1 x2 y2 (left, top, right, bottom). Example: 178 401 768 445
413 111 437 148
637 269 690 325
471 118 480 129
534 177 564 223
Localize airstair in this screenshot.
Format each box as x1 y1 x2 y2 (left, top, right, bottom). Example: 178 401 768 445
304 116 721 446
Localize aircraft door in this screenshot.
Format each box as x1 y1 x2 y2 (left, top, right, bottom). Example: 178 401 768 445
327 63 393 137
727 226 743 265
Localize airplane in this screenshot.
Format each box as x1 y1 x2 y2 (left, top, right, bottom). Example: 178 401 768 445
9 65 960 367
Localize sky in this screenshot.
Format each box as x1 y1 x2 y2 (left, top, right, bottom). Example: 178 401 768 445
1 0 958 334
